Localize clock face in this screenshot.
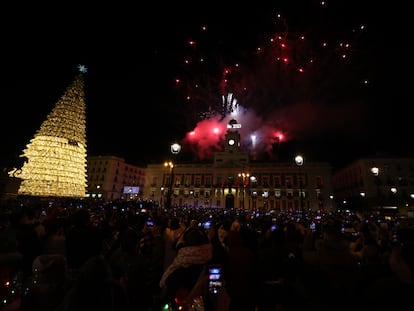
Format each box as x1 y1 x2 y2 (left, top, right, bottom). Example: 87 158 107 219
228 139 235 146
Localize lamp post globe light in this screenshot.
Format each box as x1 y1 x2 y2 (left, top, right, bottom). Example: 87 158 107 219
171 143 181 155
295 154 304 166
370 166 379 176
165 142 181 209
295 154 304 213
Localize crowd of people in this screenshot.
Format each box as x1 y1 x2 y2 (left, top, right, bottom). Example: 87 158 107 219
1 198 414 310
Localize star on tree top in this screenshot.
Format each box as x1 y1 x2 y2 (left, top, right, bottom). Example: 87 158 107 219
78 64 87 73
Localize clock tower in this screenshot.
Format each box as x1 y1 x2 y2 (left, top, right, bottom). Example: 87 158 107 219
214 118 249 167
225 119 241 153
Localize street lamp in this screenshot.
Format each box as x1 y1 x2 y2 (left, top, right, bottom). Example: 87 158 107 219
164 161 174 209
165 142 181 209
370 165 380 209
295 154 304 213
238 172 250 209
250 175 257 210
160 186 165 207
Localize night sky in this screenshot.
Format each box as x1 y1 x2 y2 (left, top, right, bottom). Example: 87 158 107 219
1 1 412 169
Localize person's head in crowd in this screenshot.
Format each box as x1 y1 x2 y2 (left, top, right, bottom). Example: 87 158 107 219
32 254 68 285
230 220 240 232
120 227 139 253
169 218 180 230
178 227 209 249
71 209 91 227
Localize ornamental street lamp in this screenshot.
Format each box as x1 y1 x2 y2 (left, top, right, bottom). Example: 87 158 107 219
160 186 165 207
370 165 380 209
295 154 304 213
238 172 250 209
165 142 181 209
164 161 174 209
250 175 257 210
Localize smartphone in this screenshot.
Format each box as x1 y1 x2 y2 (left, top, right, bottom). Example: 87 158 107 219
392 232 398 243
203 221 212 230
208 265 223 294
146 218 154 229
309 222 316 232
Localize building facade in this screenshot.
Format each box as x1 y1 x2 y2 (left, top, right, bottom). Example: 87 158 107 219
86 155 146 201
144 122 335 211
331 157 414 215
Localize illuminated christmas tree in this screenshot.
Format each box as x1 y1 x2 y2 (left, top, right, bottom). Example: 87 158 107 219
9 65 88 198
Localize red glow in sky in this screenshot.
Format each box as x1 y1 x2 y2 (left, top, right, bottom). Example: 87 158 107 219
182 102 293 160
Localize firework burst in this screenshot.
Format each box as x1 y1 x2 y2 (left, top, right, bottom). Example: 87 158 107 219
173 1 372 161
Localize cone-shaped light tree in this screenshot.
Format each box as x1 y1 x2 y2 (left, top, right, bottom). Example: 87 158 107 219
9 65 88 198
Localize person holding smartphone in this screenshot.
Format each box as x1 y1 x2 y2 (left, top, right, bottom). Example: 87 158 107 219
159 227 212 310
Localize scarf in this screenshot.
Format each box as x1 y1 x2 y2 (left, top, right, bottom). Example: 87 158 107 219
159 243 213 288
